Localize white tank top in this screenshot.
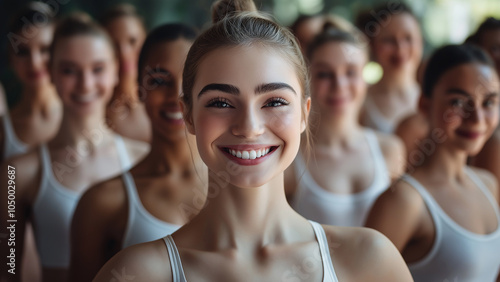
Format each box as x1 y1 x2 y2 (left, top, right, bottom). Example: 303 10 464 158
2 112 28 160
121 171 181 249
403 169 500 282
32 136 132 268
362 95 395 134
292 129 390 227
163 220 339 282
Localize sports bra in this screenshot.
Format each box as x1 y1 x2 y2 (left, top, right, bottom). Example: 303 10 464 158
403 169 500 282
163 220 339 282
2 112 28 160
32 135 132 268
121 171 181 249
292 129 390 227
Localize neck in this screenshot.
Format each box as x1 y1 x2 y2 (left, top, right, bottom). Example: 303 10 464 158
139 132 202 175
377 69 418 92
310 110 363 147
192 172 300 251
112 78 138 105
50 107 111 148
419 143 468 181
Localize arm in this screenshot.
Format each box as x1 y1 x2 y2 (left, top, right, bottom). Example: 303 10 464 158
0 152 42 282
69 178 127 282
394 113 429 169
364 181 424 251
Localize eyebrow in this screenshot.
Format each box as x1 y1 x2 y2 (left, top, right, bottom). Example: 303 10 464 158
198 82 296 98
446 88 472 98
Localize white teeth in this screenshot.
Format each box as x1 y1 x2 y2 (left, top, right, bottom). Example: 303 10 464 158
227 147 273 160
242 151 250 159
163 111 183 120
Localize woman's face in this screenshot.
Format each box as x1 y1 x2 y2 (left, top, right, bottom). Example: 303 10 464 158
479 28 500 75
310 41 367 117
105 16 146 81
10 24 53 87
141 39 192 142
425 63 499 155
371 13 422 74
187 45 309 188
51 35 117 115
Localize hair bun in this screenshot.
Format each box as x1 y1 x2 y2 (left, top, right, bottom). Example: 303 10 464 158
211 0 257 24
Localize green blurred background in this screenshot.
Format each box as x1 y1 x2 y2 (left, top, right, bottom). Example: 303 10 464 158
1 0 500 107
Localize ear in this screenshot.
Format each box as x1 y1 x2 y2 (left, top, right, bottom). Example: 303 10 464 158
418 93 431 118
300 97 311 133
180 99 195 135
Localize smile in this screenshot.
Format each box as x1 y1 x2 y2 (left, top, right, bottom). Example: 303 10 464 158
220 146 279 163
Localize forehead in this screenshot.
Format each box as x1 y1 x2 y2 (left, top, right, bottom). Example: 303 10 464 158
53 35 114 63
435 63 500 95
106 16 144 36
311 41 367 66
377 13 420 36
194 45 301 93
143 39 192 74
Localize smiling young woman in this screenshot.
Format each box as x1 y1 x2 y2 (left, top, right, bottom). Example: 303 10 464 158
0 13 148 282
93 1 412 281
365 44 500 281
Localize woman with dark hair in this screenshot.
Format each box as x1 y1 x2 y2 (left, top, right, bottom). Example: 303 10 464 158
366 44 500 281
69 23 206 282
100 4 151 142
0 13 147 282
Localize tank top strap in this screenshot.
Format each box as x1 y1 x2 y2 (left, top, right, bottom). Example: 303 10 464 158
122 171 139 211
309 221 339 282
113 135 132 171
163 235 187 282
39 144 53 179
465 167 500 222
363 128 390 181
2 112 28 157
401 174 444 226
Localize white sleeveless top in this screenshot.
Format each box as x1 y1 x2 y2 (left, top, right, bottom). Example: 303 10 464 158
2 112 28 160
292 129 390 227
403 169 500 282
163 220 339 282
121 171 181 249
33 135 132 268
362 95 395 134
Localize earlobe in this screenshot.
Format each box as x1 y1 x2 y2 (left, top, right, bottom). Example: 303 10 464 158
300 97 311 133
180 99 195 134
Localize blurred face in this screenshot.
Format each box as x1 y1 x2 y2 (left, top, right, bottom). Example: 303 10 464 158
310 41 367 117
51 35 118 115
425 63 499 155
294 16 324 55
479 29 500 75
372 13 422 73
141 39 192 141
10 24 53 87
187 45 309 188
105 16 146 81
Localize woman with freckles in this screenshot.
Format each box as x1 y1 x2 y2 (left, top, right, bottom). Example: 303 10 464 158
366 44 500 281
94 1 412 281
0 14 147 282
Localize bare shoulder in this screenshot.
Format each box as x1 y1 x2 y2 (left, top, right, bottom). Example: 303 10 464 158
121 136 149 163
395 112 428 136
322 225 412 281
372 130 406 178
93 239 171 282
469 166 499 202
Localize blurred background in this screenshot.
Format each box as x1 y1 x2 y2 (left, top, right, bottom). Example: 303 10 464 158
2 0 500 106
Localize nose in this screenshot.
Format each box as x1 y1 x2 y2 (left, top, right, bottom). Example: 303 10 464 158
329 75 348 96
465 104 484 125
78 70 95 93
29 50 43 70
231 105 265 138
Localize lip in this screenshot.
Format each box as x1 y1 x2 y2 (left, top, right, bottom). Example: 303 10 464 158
218 145 279 166
71 94 99 105
325 97 350 107
455 129 482 139
160 110 184 125
28 70 46 80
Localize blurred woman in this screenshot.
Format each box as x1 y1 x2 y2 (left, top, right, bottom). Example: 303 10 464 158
100 4 150 142
0 14 148 282
69 23 207 282
366 44 500 281
356 2 423 134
